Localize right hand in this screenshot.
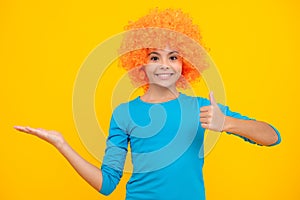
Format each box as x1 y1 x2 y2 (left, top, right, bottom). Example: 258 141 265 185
14 126 65 149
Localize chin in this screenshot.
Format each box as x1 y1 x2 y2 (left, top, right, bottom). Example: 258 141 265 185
153 82 177 89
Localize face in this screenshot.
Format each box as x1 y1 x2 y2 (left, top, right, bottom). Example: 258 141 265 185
144 48 183 89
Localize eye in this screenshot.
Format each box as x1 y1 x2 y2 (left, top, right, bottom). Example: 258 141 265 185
150 56 159 62
169 56 178 61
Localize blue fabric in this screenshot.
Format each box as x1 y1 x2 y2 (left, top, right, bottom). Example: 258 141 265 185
99 93 281 199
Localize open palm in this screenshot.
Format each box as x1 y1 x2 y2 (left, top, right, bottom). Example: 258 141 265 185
14 126 65 148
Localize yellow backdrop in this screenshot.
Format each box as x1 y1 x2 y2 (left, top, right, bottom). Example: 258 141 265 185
1 0 299 199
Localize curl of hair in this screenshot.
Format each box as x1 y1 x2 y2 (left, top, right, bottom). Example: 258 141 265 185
119 8 209 90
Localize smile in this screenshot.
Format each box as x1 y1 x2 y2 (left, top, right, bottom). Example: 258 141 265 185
155 73 174 80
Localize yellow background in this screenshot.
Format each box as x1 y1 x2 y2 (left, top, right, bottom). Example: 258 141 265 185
1 0 299 199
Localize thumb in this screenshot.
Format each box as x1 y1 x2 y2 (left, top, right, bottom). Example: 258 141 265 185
209 91 217 105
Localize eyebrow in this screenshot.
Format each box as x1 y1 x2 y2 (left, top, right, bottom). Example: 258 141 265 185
148 51 179 56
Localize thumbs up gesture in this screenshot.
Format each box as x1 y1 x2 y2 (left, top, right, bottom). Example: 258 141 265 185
199 91 226 132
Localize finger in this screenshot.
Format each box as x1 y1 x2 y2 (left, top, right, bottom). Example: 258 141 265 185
201 123 209 129
14 126 28 133
25 127 40 134
14 125 24 130
24 126 34 132
200 117 209 123
200 106 211 112
24 126 37 134
209 91 217 106
25 127 47 137
199 112 211 118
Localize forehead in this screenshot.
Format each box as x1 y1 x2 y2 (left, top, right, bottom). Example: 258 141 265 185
147 48 179 55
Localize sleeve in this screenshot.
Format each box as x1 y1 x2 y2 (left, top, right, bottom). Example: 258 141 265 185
219 104 281 146
99 105 129 195
197 97 281 146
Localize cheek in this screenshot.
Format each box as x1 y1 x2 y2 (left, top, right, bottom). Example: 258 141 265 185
174 64 183 74
143 66 155 82
144 64 156 75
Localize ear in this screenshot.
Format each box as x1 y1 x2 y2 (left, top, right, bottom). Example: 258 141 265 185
139 70 145 80
139 65 145 71
138 66 149 83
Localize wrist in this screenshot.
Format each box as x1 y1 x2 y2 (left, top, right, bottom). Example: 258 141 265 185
56 139 68 153
222 116 233 132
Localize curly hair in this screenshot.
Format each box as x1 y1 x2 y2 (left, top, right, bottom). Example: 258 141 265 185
118 8 209 90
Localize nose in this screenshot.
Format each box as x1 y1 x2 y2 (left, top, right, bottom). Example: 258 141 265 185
159 65 169 70
159 56 171 69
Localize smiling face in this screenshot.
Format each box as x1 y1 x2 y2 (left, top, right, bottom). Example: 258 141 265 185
144 48 183 90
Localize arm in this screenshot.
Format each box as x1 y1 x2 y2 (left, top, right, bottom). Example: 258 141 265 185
14 126 103 191
223 117 278 146
199 92 280 146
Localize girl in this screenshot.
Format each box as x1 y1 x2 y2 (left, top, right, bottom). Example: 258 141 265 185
14 8 280 200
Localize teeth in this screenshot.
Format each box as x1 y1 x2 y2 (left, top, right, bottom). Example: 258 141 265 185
156 73 173 76
155 73 173 80
158 74 170 77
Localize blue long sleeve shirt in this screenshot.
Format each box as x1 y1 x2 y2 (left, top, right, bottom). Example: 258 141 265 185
100 93 281 199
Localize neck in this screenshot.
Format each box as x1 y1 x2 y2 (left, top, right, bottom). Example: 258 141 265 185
141 84 180 103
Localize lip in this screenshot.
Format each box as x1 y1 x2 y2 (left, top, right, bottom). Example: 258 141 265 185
154 73 174 80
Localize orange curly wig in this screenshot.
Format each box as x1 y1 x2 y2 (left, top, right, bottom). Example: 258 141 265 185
118 8 209 90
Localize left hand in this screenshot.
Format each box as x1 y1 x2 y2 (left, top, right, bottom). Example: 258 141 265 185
199 91 225 132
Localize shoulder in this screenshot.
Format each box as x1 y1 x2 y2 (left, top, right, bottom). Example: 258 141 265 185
109 98 140 128
111 97 141 117
179 93 210 107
